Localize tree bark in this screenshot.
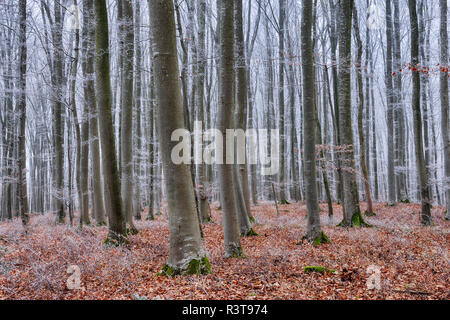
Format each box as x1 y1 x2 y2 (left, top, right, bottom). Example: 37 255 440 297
385 0 396 206
217 0 245 258
149 0 210 274
119 0 137 234
337 0 364 227
408 0 432 225
95 0 127 243
17 0 29 226
353 5 374 216
302 0 327 243
440 0 450 219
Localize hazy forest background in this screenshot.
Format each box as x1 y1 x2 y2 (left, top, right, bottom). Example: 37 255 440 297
0 0 448 300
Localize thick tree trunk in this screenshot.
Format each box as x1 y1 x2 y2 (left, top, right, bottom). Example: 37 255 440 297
149 0 210 275
95 0 127 243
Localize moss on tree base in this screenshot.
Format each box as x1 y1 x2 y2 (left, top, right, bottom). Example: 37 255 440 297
279 199 290 205
337 211 372 228
304 265 336 274
312 232 331 246
243 228 258 237
249 216 256 223
159 256 212 277
298 232 331 246
225 244 246 259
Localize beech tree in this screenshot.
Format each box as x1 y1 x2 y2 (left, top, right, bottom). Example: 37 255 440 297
95 0 127 243
149 0 211 275
408 0 432 225
217 0 245 258
440 0 449 220
301 0 328 243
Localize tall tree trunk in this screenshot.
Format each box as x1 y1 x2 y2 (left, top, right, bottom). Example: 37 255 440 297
95 0 127 244
385 0 396 206
197 0 212 223
70 2 88 227
329 0 343 204
149 0 210 275
407 0 432 225
337 0 365 228
52 2 65 224
17 0 29 226
217 0 245 258
82 0 106 225
393 0 408 202
353 6 374 216
440 0 450 219
119 0 137 234
277 0 287 204
302 0 328 243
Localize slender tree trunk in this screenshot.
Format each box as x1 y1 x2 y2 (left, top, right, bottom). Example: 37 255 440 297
353 6 374 216
217 0 245 258
82 0 106 225
95 0 127 244
440 0 450 219
17 0 29 226
408 0 432 225
337 0 365 227
385 0 396 206
133 0 142 221
393 0 408 202
119 0 137 234
277 0 287 204
52 2 65 224
197 0 212 223
302 0 327 243
234 0 254 230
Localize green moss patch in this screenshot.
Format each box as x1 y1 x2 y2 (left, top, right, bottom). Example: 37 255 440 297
244 228 259 237
337 211 372 228
304 266 335 274
158 256 212 277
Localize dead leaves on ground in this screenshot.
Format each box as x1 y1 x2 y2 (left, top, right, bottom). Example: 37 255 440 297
0 202 448 300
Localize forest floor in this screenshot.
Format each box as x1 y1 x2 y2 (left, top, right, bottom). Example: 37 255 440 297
0 201 448 300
